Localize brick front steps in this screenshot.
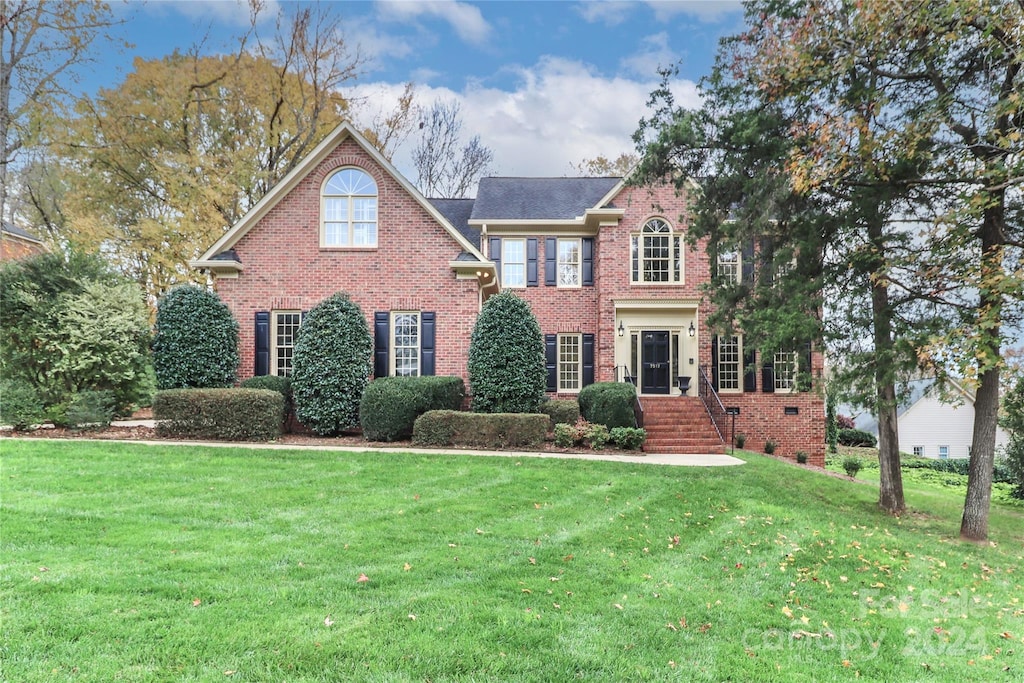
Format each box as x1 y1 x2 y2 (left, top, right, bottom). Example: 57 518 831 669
641 396 726 454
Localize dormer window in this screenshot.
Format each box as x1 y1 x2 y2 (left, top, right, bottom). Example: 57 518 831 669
322 168 378 248
631 218 682 284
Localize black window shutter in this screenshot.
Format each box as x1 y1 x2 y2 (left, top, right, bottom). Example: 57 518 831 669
799 341 812 392
761 355 775 393
527 238 538 286
490 237 502 283
545 334 557 391
255 311 270 376
743 347 757 392
374 311 390 378
759 237 775 284
741 239 755 284
582 238 594 286
421 312 436 376
582 333 595 386
545 237 557 286
710 335 719 392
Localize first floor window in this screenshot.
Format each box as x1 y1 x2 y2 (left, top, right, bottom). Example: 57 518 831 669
938 445 949 459
717 336 741 391
392 312 420 377
558 334 582 392
912 446 924 457
502 238 526 288
273 311 302 377
558 238 581 287
773 350 798 392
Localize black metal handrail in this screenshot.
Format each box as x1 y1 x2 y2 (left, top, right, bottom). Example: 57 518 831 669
698 365 734 453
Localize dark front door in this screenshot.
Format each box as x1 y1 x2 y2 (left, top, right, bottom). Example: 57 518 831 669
641 331 671 394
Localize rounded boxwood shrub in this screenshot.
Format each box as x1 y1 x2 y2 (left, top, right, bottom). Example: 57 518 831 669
540 399 580 430
153 285 239 390
577 382 637 429
291 292 372 436
468 291 546 414
837 427 877 448
360 376 465 442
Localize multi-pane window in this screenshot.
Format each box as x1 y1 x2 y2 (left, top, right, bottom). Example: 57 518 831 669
273 311 302 377
718 247 740 283
912 446 924 457
322 168 378 247
502 238 526 288
558 239 581 287
774 351 798 391
631 218 682 284
558 334 582 392
938 445 950 459
717 336 741 391
392 312 420 377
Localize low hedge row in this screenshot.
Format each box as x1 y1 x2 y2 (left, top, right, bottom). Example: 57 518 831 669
540 399 580 430
838 428 877 447
360 376 465 441
154 388 284 441
412 410 548 449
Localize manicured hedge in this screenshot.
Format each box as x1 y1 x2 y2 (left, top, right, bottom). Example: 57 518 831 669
154 388 283 441
360 376 465 442
412 410 548 449
578 382 637 429
837 427 877 447
540 399 580 430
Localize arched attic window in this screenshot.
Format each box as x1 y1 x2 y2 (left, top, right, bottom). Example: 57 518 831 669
322 168 378 247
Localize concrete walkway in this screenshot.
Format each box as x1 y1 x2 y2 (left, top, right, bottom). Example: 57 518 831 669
84 420 745 467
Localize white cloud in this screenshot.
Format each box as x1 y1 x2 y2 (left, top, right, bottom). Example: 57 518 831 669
350 57 701 179
158 0 280 28
352 23 416 64
375 0 492 46
644 1 744 23
576 1 634 26
619 32 680 78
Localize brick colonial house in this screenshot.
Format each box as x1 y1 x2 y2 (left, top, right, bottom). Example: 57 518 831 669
1 221 47 262
194 122 825 463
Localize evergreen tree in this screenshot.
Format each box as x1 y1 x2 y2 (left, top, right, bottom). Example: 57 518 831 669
468 291 546 414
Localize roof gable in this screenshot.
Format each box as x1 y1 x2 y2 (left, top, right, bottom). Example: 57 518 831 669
193 122 486 271
470 177 622 222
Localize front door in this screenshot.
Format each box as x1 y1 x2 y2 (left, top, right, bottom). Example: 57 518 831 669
641 330 671 394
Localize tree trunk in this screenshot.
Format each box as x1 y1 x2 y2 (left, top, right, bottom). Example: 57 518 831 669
960 201 1004 541
868 217 905 515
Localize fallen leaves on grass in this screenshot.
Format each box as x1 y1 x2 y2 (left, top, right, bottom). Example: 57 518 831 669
357 573 370 583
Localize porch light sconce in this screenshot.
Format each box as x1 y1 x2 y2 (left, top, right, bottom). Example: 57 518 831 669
617 321 625 337
688 321 696 337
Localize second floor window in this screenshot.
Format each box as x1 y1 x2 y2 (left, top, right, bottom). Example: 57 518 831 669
631 218 681 284
322 168 378 247
558 239 581 287
502 238 526 288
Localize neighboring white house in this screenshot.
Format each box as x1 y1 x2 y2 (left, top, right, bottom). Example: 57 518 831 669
896 379 1011 459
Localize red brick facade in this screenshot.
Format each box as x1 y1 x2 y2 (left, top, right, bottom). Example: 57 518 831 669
198 124 825 464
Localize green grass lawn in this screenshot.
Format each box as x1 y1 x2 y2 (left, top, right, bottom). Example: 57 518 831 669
2 440 1021 682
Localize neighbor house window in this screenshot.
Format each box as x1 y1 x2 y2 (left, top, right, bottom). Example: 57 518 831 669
631 218 682 284
502 238 526 288
272 310 302 377
717 335 741 392
322 168 378 247
938 445 949 459
558 238 581 287
912 446 924 457
558 334 582 392
392 312 420 377
774 351 798 392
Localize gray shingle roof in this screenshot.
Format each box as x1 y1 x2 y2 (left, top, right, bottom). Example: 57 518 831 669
469 177 621 221
429 198 479 249
1 220 42 243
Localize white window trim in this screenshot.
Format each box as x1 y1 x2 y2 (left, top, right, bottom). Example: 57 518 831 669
938 445 950 460
271 310 302 377
717 247 741 284
557 333 582 393
390 311 420 377
630 217 683 285
320 167 378 249
501 238 527 289
773 350 799 393
912 445 924 457
717 335 742 394
557 237 582 288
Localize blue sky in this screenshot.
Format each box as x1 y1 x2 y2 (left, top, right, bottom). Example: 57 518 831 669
95 1 745 177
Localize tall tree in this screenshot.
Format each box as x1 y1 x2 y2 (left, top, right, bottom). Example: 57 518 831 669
572 152 638 177
0 0 122 223
412 99 493 198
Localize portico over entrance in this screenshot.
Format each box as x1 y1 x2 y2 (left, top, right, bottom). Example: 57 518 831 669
614 300 699 396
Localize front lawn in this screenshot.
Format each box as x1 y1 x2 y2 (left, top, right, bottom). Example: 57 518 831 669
2 440 1021 682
